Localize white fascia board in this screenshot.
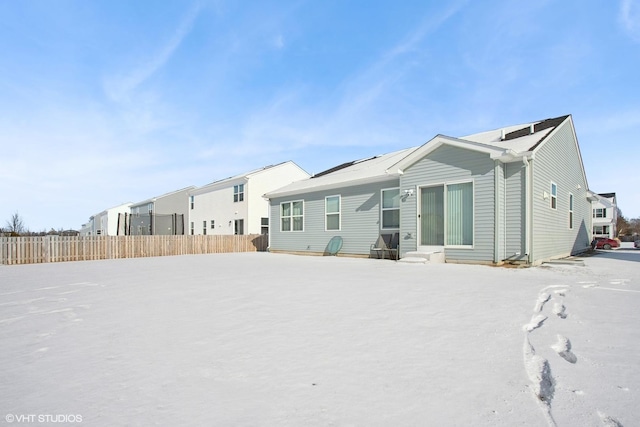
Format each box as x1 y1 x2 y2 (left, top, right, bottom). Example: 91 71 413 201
586 190 599 202
191 177 248 196
391 135 507 173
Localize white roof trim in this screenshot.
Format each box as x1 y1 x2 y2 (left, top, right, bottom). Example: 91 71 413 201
389 135 521 173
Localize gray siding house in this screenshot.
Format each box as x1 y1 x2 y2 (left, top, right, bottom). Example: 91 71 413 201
265 115 594 265
128 186 195 235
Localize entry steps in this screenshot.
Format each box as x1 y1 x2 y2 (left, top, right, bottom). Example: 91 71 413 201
398 250 445 264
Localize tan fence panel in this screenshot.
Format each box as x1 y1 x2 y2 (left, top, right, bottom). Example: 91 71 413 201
0 234 268 265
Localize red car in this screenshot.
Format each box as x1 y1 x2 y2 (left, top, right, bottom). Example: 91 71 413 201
592 237 620 250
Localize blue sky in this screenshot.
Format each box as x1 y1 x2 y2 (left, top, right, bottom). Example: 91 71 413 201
1 0 639 231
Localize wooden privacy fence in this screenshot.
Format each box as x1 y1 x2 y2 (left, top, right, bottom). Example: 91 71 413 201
0 234 268 265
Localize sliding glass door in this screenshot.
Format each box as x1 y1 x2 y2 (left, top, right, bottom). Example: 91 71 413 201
420 182 473 248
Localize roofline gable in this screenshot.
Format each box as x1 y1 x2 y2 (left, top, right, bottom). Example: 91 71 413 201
530 115 590 191
191 161 310 195
388 135 519 174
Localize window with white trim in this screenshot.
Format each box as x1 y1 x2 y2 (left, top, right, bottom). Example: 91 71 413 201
593 225 609 235
210 220 215 229
190 196 194 209
281 201 304 231
569 193 574 229
381 188 400 229
593 208 607 218
325 195 341 231
233 184 244 202
550 182 557 209
190 222 194 235
203 220 207 235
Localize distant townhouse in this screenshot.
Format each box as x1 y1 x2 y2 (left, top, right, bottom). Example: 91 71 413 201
128 187 195 235
80 202 132 236
188 161 310 236
265 115 595 266
592 192 617 239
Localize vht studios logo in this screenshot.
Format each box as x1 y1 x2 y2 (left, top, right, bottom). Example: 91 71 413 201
5 414 83 423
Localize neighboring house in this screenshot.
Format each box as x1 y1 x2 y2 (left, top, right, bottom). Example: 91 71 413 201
591 192 617 239
188 161 310 236
80 202 132 236
129 187 195 235
79 221 93 236
265 115 594 265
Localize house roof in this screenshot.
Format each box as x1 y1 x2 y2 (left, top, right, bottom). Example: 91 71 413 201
264 147 418 199
593 193 616 208
130 186 196 207
391 115 572 173
191 161 310 196
598 192 616 200
265 115 581 199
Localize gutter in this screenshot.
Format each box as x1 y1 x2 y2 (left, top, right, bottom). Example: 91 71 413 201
264 172 402 200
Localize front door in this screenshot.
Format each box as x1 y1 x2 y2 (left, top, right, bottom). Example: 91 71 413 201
419 185 445 251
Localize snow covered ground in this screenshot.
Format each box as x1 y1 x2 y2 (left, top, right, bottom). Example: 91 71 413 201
1 245 639 426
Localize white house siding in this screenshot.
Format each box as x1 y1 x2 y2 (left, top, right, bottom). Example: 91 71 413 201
400 145 496 262
504 162 526 260
591 196 616 239
269 180 399 256
531 120 591 263
190 163 310 236
247 164 310 234
190 181 248 235
88 203 131 236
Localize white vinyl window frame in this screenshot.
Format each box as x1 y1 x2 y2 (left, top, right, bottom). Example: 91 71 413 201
381 187 400 230
233 184 245 203
593 208 606 218
568 193 574 229
325 195 341 231
281 200 304 232
550 182 557 210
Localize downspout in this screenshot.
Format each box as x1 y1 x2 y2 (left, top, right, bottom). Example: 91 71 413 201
523 156 533 264
264 194 271 251
494 160 500 264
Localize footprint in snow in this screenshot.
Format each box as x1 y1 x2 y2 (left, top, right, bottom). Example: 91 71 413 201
553 302 567 319
551 335 577 364
598 411 624 427
534 292 551 313
523 315 547 332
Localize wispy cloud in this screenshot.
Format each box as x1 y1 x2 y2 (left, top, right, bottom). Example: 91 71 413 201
271 34 285 49
195 3 468 171
620 0 640 42
104 2 202 103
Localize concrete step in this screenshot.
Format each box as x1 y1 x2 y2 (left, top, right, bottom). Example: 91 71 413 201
399 251 445 264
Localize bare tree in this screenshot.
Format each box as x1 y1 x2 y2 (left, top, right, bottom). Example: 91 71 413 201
5 211 26 236
616 208 630 237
